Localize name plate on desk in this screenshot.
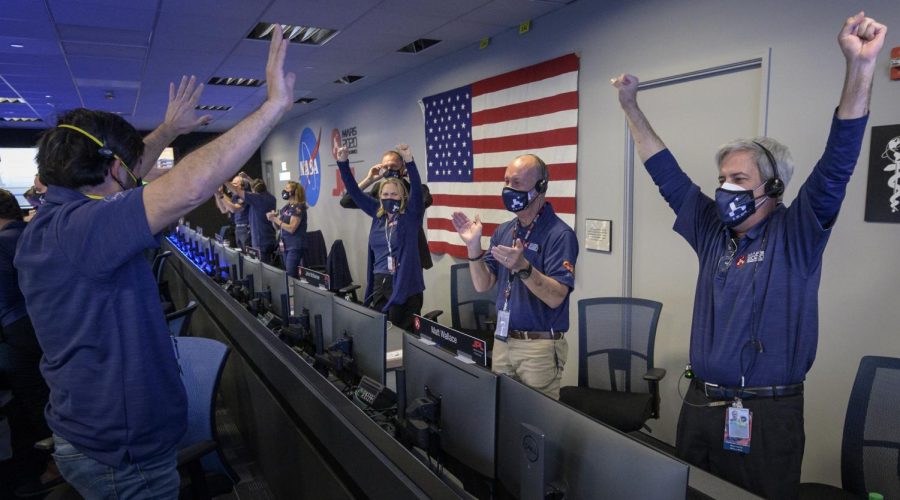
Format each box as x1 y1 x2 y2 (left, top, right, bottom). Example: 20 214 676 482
299 267 331 290
413 315 487 367
245 246 261 260
215 233 224 243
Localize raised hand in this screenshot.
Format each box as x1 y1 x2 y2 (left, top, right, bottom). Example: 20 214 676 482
610 73 639 107
367 163 385 181
839 12 887 65
166 76 212 134
395 143 414 163
265 210 277 222
265 27 297 114
452 211 483 247
335 146 349 162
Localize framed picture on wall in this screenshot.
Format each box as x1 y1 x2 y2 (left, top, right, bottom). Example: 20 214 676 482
864 124 900 223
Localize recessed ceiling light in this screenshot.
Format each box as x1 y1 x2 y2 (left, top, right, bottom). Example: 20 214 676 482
10 44 24 48
1 117 41 122
397 39 441 54
196 105 232 111
333 75 364 85
295 97 316 104
0 97 26 104
45 95 52 98
247 23 338 46
207 76 264 87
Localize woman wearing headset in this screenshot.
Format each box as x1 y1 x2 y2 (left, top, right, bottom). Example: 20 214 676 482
335 143 424 331
267 181 307 278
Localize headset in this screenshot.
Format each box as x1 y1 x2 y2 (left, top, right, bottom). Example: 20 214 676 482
57 123 141 187
528 154 549 194
752 140 784 199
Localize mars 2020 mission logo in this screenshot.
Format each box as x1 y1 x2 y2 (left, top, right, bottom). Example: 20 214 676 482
299 127 323 206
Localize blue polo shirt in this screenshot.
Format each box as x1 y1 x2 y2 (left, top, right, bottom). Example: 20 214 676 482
644 113 867 387
371 216 401 274
14 185 187 467
231 194 249 225
279 202 307 251
242 191 276 250
485 202 578 332
0 220 27 327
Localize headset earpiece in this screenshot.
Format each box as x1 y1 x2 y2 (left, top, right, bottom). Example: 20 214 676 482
753 140 784 199
534 177 548 194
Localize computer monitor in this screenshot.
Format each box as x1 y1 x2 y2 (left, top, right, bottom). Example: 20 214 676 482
402 332 498 480
222 245 242 280
292 279 333 346
242 254 263 296
332 299 387 384
260 262 289 322
496 375 689 499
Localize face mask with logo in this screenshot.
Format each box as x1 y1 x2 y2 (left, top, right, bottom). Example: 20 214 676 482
281 190 291 200
381 198 401 215
382 169 401 179
715 182 766 227
501 186 538 213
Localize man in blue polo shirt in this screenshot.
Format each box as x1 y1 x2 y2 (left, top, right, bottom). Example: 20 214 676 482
452 154 578 399
215 175 252 248
611 12 887 498
14 32 297 497
235 179 277 263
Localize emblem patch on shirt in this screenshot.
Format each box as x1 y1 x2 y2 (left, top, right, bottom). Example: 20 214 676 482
735 250 764 268
563 260 574 274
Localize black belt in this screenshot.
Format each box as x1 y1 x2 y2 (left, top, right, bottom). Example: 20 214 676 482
508 330 564 340
235 223 250 227
694 379 803 400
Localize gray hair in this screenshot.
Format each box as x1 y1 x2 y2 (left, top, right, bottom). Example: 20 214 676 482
715 137 794 188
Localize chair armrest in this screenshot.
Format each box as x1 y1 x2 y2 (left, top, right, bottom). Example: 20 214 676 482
338 284 360 294
34 437 55 451
643 368 666 382
177 440 218 466
423 310 443 321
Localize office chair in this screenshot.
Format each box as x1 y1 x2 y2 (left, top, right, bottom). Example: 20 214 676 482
176 336 237 499
166 301 199 337
799 356 900 500
302 229 328 272
559 297 666 433
325 239 361 302
152 250 175 314
449 262 497 350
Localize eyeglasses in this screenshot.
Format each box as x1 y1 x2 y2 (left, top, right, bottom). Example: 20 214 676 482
717 237 738 275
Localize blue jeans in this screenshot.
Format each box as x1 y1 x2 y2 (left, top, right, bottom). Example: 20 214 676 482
52 435 179 500
234 225 250 249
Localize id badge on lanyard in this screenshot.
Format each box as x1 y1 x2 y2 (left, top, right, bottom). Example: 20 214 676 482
723 399 752 454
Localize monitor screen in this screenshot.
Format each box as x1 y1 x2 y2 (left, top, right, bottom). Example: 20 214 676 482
292 279 333 346
242 254 264 296
222 246 242 280
402 332 498 480
0 147 38 208
496 375 689 499
332 299 387 384
261 262 289 321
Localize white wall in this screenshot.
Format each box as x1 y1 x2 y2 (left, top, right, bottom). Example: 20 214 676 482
261 0 900 485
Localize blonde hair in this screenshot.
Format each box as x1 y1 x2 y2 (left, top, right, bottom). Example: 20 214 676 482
285 181 306 206
376 177 408 217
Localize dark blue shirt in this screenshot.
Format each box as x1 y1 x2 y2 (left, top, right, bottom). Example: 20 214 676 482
370 216 401 274
644 114 867 387
242 191 276 250
0 220 27 327
14 186 187 467
279 202 307 251
484 203 578 332
338 159 425 310
231 194 249 225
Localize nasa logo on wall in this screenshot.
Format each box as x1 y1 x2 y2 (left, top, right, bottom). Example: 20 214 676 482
298 127 323 206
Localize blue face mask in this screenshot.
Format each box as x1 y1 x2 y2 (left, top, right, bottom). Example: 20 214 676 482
281 190 291 200
382 169 401 179
715 182 764 227
501 186 536 213
381 198 401 214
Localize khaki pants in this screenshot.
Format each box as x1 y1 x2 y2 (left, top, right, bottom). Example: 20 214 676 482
492 336 568 399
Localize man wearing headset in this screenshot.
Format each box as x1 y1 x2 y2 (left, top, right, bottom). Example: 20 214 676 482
452 154 578 400
611 12 886 499
14 33 296 497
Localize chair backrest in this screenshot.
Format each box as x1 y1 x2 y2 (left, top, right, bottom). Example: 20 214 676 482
176 337 236 481
326 239 353 291
152 250 173 284
577 297 662 394
303 230 328 270
166 301 198 337
841 355 900 499
449 263 497 334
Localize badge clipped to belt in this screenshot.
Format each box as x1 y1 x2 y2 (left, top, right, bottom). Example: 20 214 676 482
723 399 752 454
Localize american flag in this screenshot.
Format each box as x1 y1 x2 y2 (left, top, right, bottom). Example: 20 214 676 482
423 53 579 258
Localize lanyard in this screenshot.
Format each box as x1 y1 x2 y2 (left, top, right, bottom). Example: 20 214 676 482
383 215 397 271
501 206 544 312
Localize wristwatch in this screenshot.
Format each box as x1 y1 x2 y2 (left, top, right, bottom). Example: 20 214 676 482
514 263 533 280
